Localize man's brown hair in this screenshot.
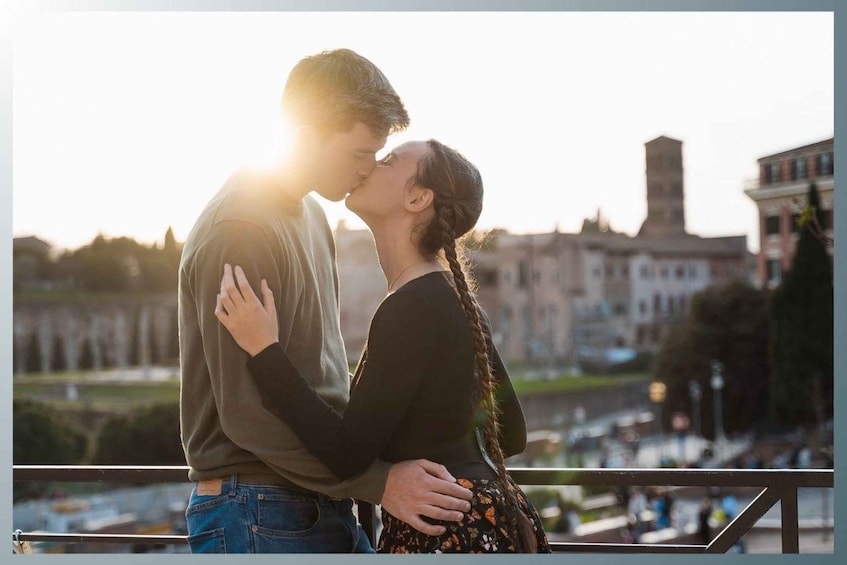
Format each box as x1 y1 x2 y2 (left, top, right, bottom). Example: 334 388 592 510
282 48 409 138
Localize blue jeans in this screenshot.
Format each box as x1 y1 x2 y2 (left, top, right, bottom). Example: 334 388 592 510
185 475 374 553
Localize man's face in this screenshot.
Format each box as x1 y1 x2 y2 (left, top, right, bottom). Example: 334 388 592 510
312 122 387 202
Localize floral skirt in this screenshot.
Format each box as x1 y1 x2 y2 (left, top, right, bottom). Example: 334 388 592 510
377 476 551 553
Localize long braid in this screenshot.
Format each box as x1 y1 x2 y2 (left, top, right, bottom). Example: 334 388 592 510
436 205 529 551
437 214 503 467
418 140 536 551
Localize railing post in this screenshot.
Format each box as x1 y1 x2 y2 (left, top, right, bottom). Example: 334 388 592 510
780 486 799 553
358 501 377 548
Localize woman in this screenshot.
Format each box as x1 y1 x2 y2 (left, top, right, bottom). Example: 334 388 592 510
215 139 550 553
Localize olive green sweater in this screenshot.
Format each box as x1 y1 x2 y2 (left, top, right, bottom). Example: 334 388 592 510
178 167 390 504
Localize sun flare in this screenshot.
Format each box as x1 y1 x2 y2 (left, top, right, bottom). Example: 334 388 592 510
243 115 296 170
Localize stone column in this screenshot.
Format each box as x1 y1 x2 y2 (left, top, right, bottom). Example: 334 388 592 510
90 314 104 371
62 314 81 372
37 312 52 374
114 309 129 368
13 318 29 375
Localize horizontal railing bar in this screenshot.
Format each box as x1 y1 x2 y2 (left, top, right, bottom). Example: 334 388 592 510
508 468 833 488
13 465 833 554
14 465 834 489
16 532 187 545
551 542 705 553
14 465 190 483
11 532 706 553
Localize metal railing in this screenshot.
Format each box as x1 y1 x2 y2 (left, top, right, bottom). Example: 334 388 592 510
13 465 833 554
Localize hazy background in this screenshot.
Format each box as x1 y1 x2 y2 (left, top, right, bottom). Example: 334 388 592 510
12 11 833 252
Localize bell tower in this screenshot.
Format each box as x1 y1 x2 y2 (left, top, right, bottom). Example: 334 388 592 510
638 136 686 236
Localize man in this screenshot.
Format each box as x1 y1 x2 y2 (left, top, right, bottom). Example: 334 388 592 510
179 48 472 553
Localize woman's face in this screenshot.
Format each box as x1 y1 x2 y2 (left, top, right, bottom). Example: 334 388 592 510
345 140 431 221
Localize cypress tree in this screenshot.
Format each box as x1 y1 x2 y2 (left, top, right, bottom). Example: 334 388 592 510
769 182 833 428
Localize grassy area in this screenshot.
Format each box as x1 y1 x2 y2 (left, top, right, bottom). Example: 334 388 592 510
510 373 648 395
13 378 180 409
14 371 120 382
15 368 649 403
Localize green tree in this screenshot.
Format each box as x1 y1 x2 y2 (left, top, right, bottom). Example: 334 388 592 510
770 182 833 429
91 402 185 465
13 399 89 501
17 230 183 292
653 281 771 438
138 228 182 291
140 251 176 292
163 226 178 256
70 235 138 291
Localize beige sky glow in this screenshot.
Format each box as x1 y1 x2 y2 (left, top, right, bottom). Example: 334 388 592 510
12 11 833 253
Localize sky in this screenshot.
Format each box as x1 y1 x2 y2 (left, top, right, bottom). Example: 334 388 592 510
11 11 833 254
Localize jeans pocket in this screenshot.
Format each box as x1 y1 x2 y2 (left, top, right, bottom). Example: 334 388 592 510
187 527 226 553
255 493 321 537
185 492 233 517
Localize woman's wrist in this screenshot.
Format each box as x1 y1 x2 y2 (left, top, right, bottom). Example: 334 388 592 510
248 340 279 358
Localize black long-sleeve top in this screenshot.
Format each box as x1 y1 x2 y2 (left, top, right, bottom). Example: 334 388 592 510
247 271 527 480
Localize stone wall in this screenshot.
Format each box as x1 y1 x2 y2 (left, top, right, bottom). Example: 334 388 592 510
13 294 178 375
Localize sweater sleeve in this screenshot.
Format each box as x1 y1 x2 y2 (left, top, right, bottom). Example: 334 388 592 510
490 341 527 458
247 289 437 479
191 219 390 502
479 310 527 458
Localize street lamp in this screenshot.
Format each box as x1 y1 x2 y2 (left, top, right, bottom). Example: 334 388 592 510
710 360 725 460
689 380 702 438
649 381 667 462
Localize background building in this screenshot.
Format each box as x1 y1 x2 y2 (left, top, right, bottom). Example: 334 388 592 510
743 137 834 288
334 220 385 361
335 136 754 366
13 236 52 290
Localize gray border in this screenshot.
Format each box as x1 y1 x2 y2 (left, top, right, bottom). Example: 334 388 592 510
832 0 844 561
13 0 842 11
1 1 11 562
3 1 839 564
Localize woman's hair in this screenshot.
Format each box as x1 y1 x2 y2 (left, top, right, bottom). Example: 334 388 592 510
414 140 527 547
281 48 409 138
